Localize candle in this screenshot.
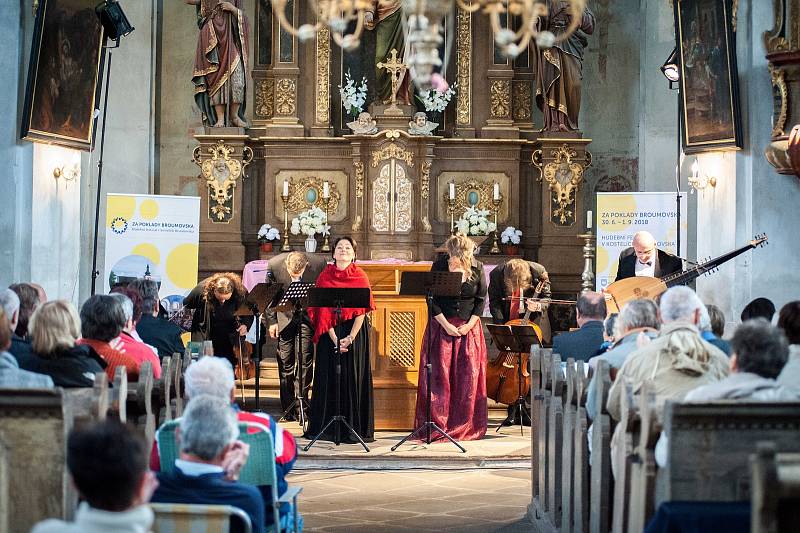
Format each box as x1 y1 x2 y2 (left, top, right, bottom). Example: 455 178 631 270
323 181 330 199
449 182 455 200
282 180 289 197
493 182 500 200
587 210 593 230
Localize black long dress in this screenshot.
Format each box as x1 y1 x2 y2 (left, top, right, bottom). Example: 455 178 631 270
306 317 374 443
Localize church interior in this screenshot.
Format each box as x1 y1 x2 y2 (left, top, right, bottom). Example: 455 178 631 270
2 0 800 532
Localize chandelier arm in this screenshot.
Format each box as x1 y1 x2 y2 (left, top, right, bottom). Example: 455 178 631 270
332 10 365 46
455 0 482 13
548 0 587 45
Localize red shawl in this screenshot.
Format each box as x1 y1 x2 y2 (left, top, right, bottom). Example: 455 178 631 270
307 262 375 343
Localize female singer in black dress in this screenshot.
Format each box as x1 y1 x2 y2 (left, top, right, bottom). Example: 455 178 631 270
306 237 376 443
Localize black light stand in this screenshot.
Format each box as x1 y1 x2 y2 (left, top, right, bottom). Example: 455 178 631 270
391 271 465 453
662 47 683 259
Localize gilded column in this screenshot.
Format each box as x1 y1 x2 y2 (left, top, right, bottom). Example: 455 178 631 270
311 25 332 136
455 7 475 137
265 0 303 135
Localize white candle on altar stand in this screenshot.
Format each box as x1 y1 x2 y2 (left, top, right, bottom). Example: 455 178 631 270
493 183 500 200
449 182 455 200
323 181 330 199
282 180 289 197
587 210 593 230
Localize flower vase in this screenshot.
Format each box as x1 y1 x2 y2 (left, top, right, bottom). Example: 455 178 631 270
304 236 318 253
503 244 519 256
259 242 273 253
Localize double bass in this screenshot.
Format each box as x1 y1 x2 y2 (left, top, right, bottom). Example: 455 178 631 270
486 278 546 405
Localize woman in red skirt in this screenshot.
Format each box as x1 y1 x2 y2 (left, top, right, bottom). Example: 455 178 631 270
414 234 488 441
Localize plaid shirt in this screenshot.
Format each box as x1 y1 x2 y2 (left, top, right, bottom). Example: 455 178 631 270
0 351 54 389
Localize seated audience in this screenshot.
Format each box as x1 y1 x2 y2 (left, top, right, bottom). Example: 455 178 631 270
28 301 106 387
31 419 157 533
151 394 265 533
552 291 607 362
109 290 162 379
77 295 139 381
701 303 731 355
741 297 776 322
777 300 800 391
594 313 619 357
0 307 53 388
606 286 729 477
129 279 185 359
586 299 659 420
684 319 796 401
7 284 39 368
151 356 297 528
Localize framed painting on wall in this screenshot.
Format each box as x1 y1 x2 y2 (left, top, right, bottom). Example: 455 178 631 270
20 0 105 151
674 0 742 153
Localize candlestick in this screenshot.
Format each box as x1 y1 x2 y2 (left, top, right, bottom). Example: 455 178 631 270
449 182 455 200
280 192 291 252
320 196 331 252
489 196 502 254
323 181 330 199
587 210 593 230
493 182 500 201
447 197 456 235
577 232 596 293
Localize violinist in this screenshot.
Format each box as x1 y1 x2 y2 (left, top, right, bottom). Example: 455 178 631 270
183 273 251 366
487 258 551 426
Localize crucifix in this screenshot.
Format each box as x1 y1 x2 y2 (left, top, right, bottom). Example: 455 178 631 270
377 48 407 116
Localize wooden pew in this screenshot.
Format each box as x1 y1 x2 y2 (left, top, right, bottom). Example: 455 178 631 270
589 360 612 533
529 349 553 529
530 346 543 510
127 360 156 449
111 365 128 423
611 381 638 533
659 401 800 504
751 442 800 533
572 360 591 533
152 355 173 424
547 354 564 528
560 359 576 532
173 350 187 417
626 381 659 532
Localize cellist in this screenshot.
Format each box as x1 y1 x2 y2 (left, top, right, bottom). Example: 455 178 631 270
488 258 551 426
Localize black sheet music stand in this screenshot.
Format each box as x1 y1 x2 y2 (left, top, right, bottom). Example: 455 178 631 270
485 323 540 434
391 270 466 453
303 287 372 452
235 282 283 412
271 281 314 430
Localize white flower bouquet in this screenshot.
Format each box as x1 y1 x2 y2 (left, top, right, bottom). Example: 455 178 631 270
416 84 457 113
257 223 280 243
455 207 497 236
290 206 330 237
500 226 522 244
339 71 368 118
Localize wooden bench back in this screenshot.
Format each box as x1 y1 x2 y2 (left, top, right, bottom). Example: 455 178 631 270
751 442 800 533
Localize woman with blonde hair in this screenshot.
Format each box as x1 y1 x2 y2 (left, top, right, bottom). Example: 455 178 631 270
413 234 489 441
28 300 105 387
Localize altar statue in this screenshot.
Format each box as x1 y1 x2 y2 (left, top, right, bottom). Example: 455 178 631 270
347 112 378 135
408 112 438 135
187 0 250 128
534 1 595 132
366 0 411 105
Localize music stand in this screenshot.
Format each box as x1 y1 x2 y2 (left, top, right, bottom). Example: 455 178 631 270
271 281 314 429
235 282 283 412
486 323 540 434
303 287 372 452
391 270 466 453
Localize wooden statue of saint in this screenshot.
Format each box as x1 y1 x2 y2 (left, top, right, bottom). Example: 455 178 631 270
365 0 411 105
187 0 250 128
533 1 595 132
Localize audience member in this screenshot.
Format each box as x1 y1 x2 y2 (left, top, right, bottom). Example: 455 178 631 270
552 291 607 362
31 419 157 533
1 288 33 367
10 282 40 338
150 356 297 528
129 279 185 359
109 291 162 379
151 394 265 533
593 313 618 356
77 295 139 381
0 307 54 388
30 282 48 304
777 300 800 392
741 297 776 322
28 301 106 387
700 304 731 355
586 299 659 420
606 286 729 477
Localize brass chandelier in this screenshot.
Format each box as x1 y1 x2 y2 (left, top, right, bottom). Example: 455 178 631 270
271 0 373 50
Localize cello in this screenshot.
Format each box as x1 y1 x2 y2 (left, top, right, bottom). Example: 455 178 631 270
486 277 546 405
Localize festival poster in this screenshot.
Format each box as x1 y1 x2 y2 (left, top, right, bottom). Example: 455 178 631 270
595 192 688 290
104 194 201 318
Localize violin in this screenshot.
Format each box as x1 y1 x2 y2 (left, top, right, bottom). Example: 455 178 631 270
485 277 547 405
233 316 255 386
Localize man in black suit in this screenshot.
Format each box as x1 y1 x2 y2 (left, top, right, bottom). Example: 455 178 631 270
614 231 683 281
266 251 328 421
552 291 607 362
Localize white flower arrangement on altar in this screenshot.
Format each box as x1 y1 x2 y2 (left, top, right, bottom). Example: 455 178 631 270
455 206 497 236
500 226 523 245
416 84 457 113
290 206 330 237
257 224 280 243
338 71 368 118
